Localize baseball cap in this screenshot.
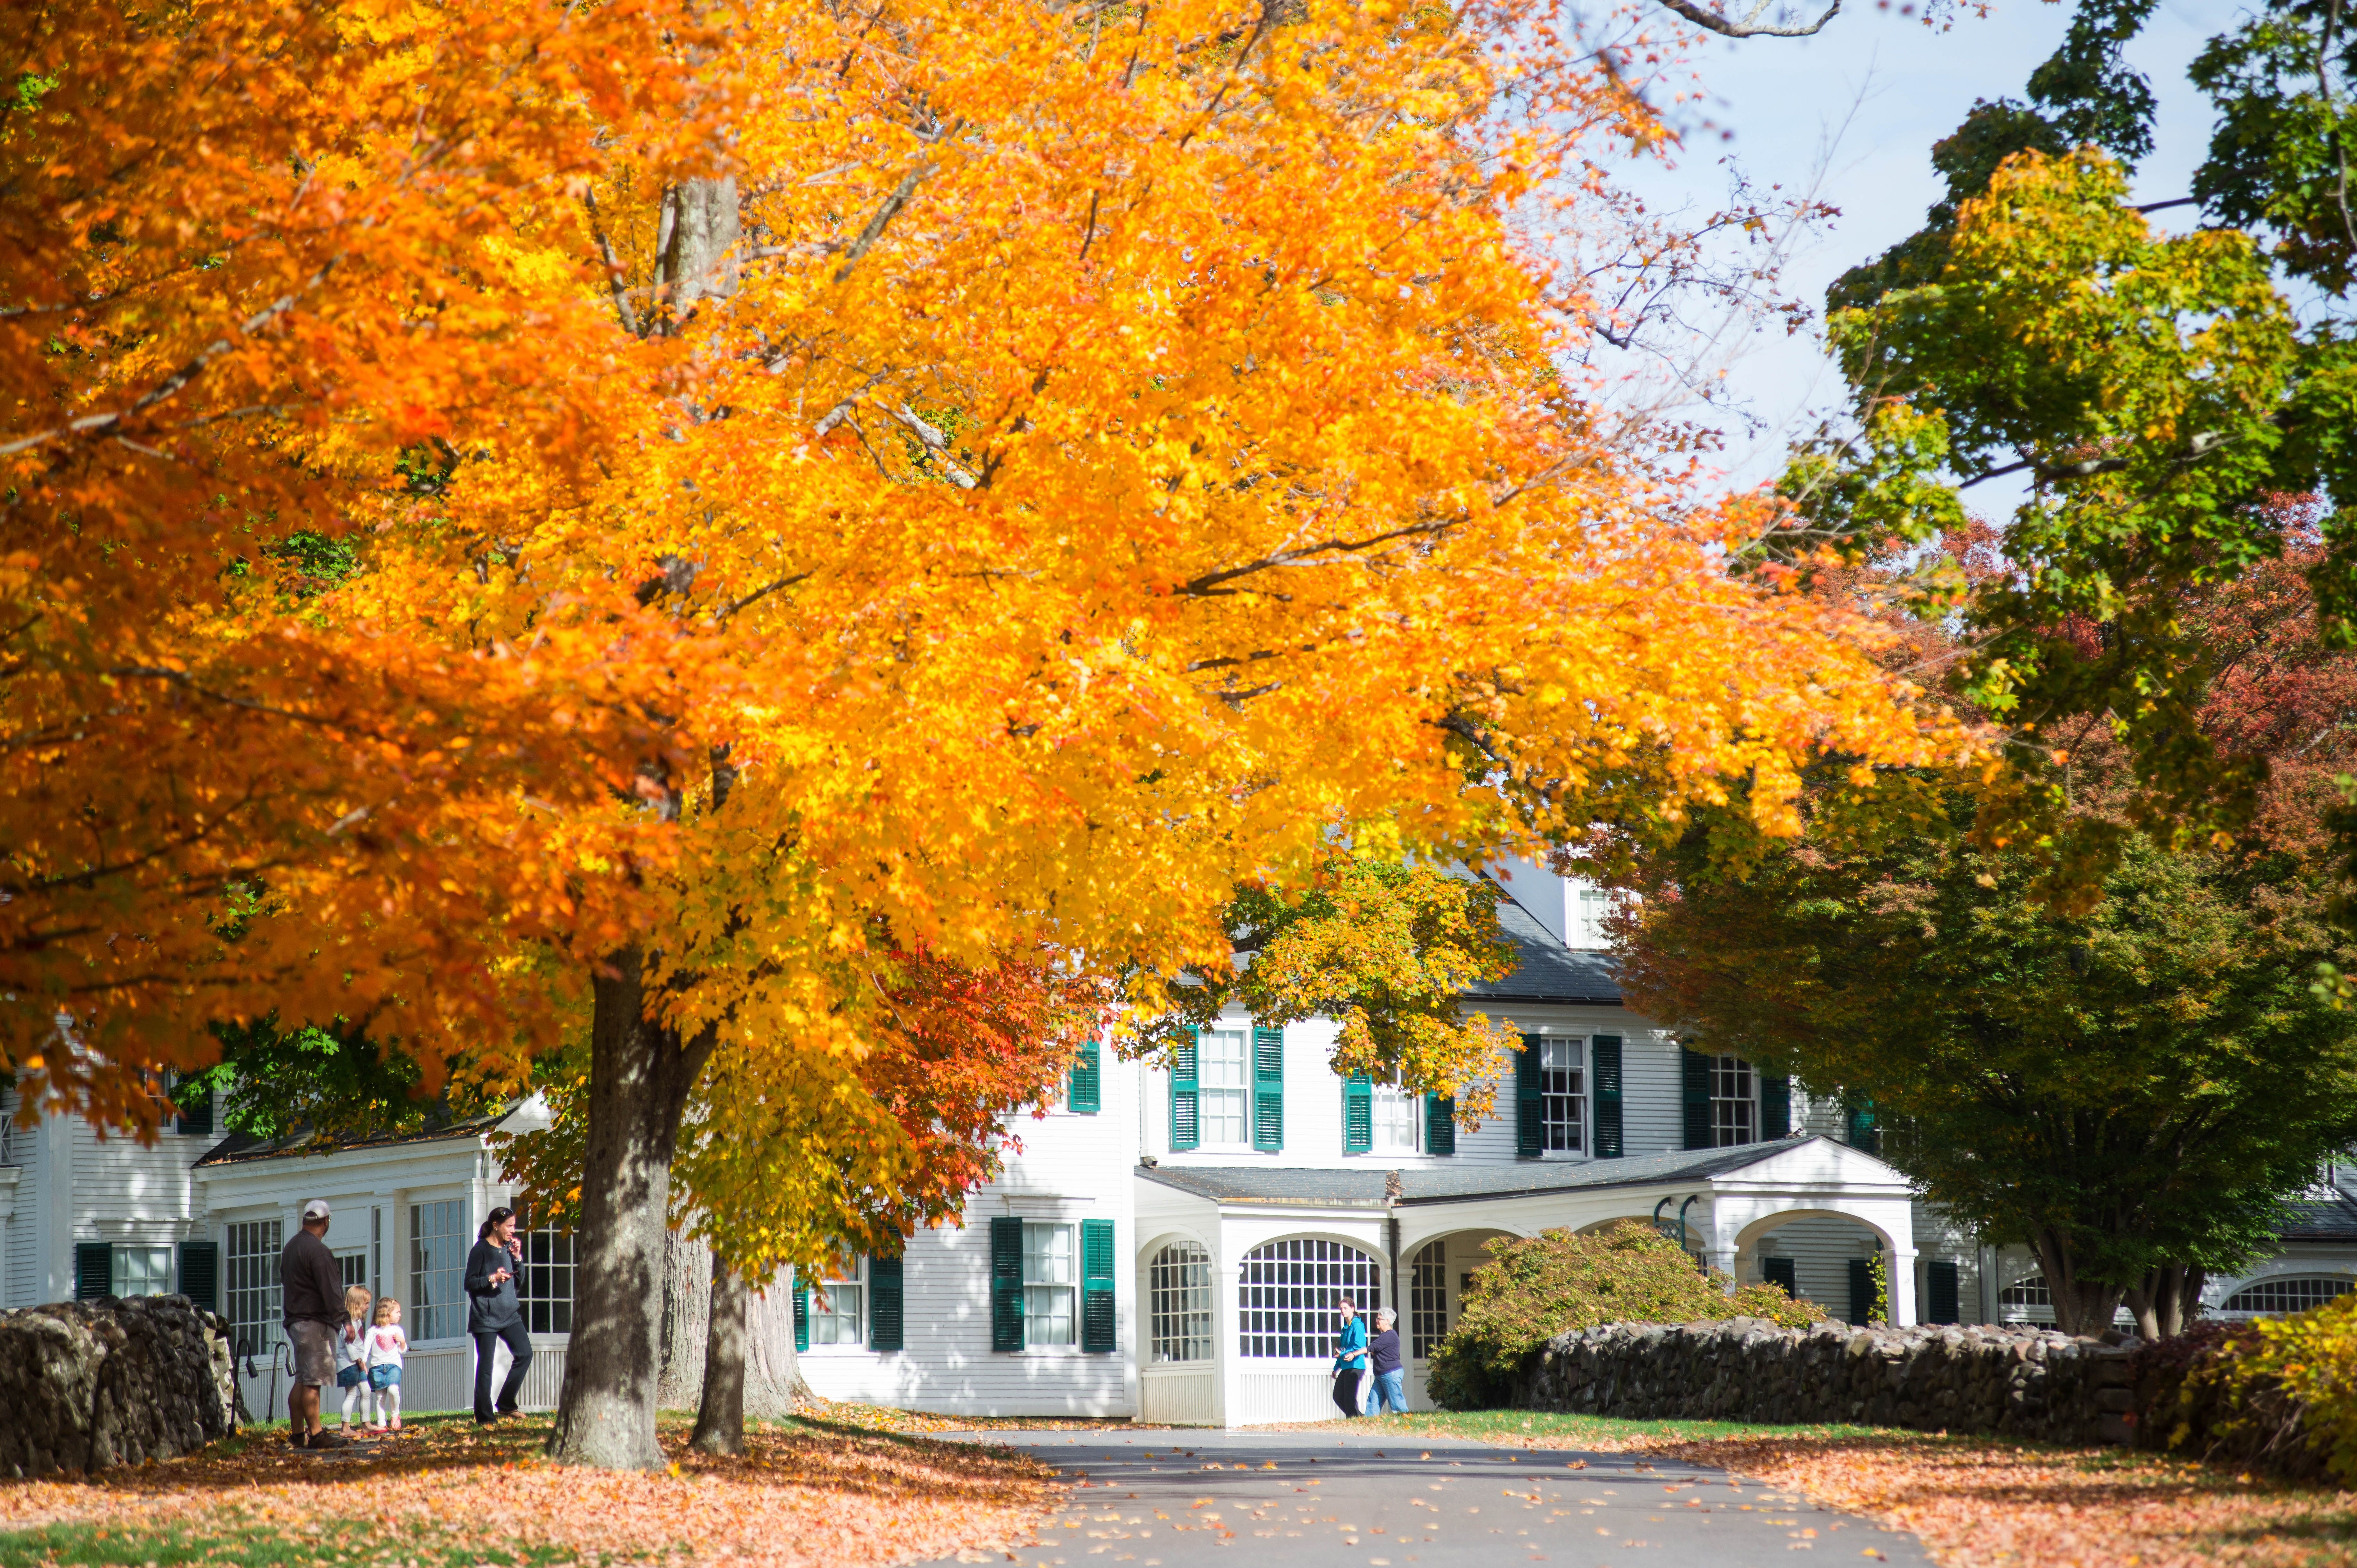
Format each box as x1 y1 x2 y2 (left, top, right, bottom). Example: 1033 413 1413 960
302 1198 331 1221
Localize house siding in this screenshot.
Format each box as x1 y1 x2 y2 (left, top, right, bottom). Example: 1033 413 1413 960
797 1045 1140 1417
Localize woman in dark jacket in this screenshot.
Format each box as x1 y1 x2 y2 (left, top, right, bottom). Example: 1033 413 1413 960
465 1207 532 1424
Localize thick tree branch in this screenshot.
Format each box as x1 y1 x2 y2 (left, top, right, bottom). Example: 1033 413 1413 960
1655 0 1839 37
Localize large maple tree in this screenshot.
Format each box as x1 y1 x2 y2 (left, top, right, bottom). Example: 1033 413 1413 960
9 0 1968 1466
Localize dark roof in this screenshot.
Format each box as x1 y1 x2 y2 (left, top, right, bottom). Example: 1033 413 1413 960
1138 1136 1831 1208
1462 887 1621 1006
2279 1194 2357 1242
194 1102 515 1167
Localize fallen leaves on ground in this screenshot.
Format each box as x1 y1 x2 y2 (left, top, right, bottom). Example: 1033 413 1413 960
1642 1434 2357 1568
0 1414 1057 1567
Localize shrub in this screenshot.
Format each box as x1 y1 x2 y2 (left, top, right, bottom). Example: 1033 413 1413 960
2165 1292 2357 1484
1425 1221 1826 1409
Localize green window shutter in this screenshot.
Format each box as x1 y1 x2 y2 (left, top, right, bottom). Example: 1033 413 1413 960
172 1077 213 1138
1762 1256 1797 1297
1846 1258 1875 1327
868 1255 904 1351
1681 1047 1713 1150
1926 1260 1960 1325
1168 1036 1199 1152
177 1240 220 1313
990 1216 1026 1352
1590 1036 1623 1159
1068 1039 1101 1115
1251 1026 1284 1151
1342 1074 1373 1154
793 1279 810 1352
1424 1093 1456 1157
1759 1072 1791 1141
1514 1035 1543 1158
1081 1218 1116 1353
75 1241 113 1301
1846 1099 1880 1156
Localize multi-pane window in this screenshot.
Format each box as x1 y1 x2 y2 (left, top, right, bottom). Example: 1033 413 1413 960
410 1199 466 1342
1024 1222 1077 1348
2223 1276 2355 1316
113 1244 173 1297
224 1220 282 1359
1370 1085 1421 1154
1570 883 1613 949
1710 1055 1757 1147
811 1259 864 1346
335 1250 368 1293
1149 1242 1214 1363
1410 1240 1448 1359
1197 1030 1250 1147
1238 1238 1381 1358
519 1221 574 1335
1540 1038 1584 1153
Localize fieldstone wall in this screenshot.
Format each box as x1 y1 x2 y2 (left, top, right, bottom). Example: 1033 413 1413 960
1516 1318 2141 1442
0 1295 239 1477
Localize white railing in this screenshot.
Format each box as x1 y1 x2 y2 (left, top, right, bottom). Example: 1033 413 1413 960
233 1338 568 1423
1233 1363 1340 1426
1140 1364 1218 1426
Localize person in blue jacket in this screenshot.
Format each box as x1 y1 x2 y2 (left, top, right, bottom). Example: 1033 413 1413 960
465 1206 533 1424
1332 1296 1369 1417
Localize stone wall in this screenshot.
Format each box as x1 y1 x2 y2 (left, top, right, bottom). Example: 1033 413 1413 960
1516 1318 2140 1443
0 1296 239 1477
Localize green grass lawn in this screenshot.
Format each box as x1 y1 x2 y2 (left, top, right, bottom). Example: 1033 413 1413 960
1293 1407 1914 1446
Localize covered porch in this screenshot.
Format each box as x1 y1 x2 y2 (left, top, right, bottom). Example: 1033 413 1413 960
1133 1137 1917 1427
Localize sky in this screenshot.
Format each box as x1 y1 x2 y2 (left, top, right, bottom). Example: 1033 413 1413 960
1614 0 2233 492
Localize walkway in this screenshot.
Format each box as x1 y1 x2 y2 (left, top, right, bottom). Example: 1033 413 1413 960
914 1428 1934 1568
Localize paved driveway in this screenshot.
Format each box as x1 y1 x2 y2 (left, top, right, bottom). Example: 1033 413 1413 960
916 1428 1933 1568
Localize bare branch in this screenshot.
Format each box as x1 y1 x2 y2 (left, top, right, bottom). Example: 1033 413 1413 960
1655 0 1839 39
833 162 934 285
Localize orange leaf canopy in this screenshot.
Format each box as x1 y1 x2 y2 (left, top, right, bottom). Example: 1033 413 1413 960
1 0 1966 1125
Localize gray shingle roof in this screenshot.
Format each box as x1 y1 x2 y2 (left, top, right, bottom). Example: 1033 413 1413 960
193 1103 513 1167
1138 1136 1821 1208
2278 1194 2357 1242
1462 889 1621 1006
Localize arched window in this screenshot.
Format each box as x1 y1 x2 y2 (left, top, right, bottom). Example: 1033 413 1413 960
1410 1240 1448 1359
1239 1238 1381 1358
1150 1242 1214 1363
2223 1276 2354 1317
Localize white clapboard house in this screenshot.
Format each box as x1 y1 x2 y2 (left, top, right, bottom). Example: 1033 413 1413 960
5 859 2351 1424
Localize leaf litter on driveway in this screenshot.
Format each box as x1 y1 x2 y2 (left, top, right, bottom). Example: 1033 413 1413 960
0 1413 1058 1568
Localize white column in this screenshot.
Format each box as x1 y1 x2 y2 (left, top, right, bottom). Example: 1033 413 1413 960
1214 1247 1243 1430
40 1111 75 1304
1887 1249 1920 1327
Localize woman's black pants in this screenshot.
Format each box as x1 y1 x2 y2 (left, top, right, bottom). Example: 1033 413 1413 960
1332 1368 1363 1418
472 1322 533 1421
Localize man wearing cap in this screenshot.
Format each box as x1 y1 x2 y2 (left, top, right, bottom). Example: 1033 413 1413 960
280 1199 354 1450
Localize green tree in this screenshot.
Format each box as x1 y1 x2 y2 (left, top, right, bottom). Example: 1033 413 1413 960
1138 845 1521 1124
1618 551 2357 1339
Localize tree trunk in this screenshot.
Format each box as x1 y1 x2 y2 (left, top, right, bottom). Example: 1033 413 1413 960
690 1255 748 1455
2125 1263 2207 1340
744 1272 811 1416
2033 1230 2127 1338
657 1228 714 1411
545 946 712 1469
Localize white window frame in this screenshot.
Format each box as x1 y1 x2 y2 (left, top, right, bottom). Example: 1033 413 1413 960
1540 1037 1585 1154
113 1243 174 1298
1710 1054 1757 1148
1148 1242 1214 1364
1023 1221 1078 1349
808 1258 865 1350
1194 1028 1253 1151
518 1217 575 1336
224 1219 282 1360
1369 1083 1422 1155
409 1198 468 1344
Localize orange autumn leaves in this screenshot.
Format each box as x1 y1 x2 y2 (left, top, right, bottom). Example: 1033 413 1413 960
4 0 1967 1123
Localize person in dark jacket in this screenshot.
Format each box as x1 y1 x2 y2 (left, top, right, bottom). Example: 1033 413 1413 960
1367 1307 1409 1415
281 1198 355 1450
465 1206 532 1424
